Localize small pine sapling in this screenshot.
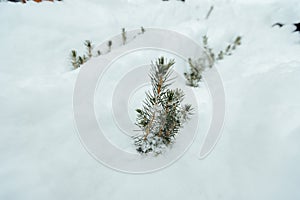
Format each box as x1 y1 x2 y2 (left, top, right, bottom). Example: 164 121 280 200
69 39 99 69
205 5 214 19
84 40 94 58
107 40 112 52
232 36 242 50
202 35 215 66
78 55 88 65
217 50 224 60
70 50 79 69
82 55 88 63
97 50 101 56
134 57 193 155
225 44 232 56
122 28 127 45
202 35 242 64
78 56 84 65
184 58 206 87
219 36 242 59
185 35 242 87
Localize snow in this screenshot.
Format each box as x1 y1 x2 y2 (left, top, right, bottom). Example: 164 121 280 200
1 0 300 199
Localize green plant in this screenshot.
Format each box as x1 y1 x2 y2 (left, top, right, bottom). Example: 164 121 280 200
122 28 127 45
205 5 214 19
184 58 206 87
70 50 80 69
134 57 193 155
184 35 242 87
203 35 242 64
84 40 94 58
107 40 112 52
69 26 147 69
97 50 101 56
70 40 97 69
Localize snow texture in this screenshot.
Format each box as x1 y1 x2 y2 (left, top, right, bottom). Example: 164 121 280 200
0 0 300 199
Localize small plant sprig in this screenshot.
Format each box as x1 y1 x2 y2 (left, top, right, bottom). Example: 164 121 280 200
69 26 146 69
84 40 94 58
134 57 193 155
184 35 242 87
70 40 99 69
184 58 206 87
205 5 214 19
122 28 127 45
107 40 112 52
202 35 215 65
203 35 242 64
70 50 80 69
78 55 88 65
217 36 242 60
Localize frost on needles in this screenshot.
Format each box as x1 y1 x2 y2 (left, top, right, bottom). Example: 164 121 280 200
134 57 193 155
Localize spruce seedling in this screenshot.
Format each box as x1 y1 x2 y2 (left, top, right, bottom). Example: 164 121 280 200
97 50 101 56
202 35 242 62
82 55 88 63
122 28 127 45
134 57 193 155
84 40 94 58
205 5 214 19
217 50 224 60
70 50 79 69
184 58 206 87
107 40 112 52
202 35 215 66
184 35 242 86
78 56 84 65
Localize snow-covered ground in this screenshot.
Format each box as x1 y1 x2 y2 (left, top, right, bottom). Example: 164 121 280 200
1 0 300 199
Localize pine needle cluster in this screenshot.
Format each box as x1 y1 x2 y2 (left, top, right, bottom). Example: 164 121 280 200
134 57 193 155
